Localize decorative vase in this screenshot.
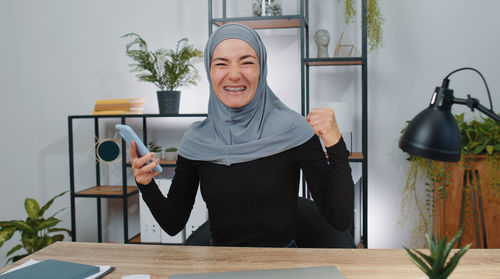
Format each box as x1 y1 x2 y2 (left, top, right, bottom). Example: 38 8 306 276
157 90 180 114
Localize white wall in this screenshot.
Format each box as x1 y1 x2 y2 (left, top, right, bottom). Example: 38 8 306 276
367 0 500 248
1 0 499 263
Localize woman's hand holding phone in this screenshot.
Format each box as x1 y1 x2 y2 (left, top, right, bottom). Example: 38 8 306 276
130 141 161 185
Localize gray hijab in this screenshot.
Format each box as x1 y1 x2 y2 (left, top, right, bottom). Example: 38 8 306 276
179 23 314 165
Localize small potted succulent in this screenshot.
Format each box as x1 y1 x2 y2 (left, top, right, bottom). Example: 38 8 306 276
122 33 203 114
147 141 163 159
404 228 470 279
164 147 178 162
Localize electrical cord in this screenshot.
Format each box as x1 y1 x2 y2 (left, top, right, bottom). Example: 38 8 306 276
444 67 493 111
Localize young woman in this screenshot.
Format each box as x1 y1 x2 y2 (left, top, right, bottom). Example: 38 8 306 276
131 23 354 247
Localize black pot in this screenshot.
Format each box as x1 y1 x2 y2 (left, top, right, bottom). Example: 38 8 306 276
157 90 180 114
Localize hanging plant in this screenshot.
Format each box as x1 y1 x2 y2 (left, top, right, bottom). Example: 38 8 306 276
399 154 453 248
342 0 384 52
399 113 500 248
344 0 356 24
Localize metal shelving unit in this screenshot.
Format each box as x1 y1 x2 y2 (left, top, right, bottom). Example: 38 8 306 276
70 0 368 247
208 0 368 247
68 113 206 243
303 0 368 248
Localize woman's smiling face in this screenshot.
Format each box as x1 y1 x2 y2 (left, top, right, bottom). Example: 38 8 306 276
209 39 260 108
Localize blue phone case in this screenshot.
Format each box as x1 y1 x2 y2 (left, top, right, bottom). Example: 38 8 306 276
115 124 163 173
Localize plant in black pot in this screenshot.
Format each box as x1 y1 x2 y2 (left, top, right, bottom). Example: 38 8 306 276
122 33 203 114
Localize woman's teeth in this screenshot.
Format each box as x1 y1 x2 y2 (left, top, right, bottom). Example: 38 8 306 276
224 86 246 92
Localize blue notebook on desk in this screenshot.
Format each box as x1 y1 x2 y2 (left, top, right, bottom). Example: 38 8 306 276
0 259 100 279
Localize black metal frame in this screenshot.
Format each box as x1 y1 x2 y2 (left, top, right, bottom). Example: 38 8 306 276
68 114 206 243
68 0 368 247
208 0 368 247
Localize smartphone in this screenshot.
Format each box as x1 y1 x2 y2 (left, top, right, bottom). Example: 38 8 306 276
115 124 163 173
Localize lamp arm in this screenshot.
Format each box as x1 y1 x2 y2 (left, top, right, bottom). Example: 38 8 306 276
453 96 500 123
444 67 493 111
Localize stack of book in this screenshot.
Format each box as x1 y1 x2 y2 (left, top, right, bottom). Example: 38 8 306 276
92 98 145 115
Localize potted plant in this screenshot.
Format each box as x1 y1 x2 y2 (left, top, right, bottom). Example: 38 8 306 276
147 141 163 159
0 191 71 263
399 113 500 248
164 147 178 162
122 33 203 114
405 228 470 279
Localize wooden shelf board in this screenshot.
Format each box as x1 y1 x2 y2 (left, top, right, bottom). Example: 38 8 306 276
129 234 141 243
306 59 363 66
69 113 207 119
127 159 176 167
76 185 138 196
159 159 176 165
348 152 364 160
128 234 184 245
213 17 301 29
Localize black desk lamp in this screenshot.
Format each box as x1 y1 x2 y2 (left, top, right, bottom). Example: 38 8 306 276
399 67 499 248
399 67 500 162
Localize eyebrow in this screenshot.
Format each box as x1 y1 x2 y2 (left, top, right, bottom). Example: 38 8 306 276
211 55 258 63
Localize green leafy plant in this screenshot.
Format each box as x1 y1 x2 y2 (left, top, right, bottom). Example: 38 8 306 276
147 141 163 153
122 33 203 91
344 0 356 24
405 229 470 279
456 113 500 156
165 147 178 152
0 191 71 263
342 0 384 51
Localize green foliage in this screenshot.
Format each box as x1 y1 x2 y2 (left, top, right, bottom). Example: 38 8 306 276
456 113 500 156
122 33 203 91
165 147 178 152
344 0 356 24
342 0 384 52
400 114 500 247
147 141 163 153
399 154 444 248
366 0 384 51
0 191 71 264
404 229 470 279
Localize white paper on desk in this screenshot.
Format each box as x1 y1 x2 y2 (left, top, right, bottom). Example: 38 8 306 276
1 259 113 279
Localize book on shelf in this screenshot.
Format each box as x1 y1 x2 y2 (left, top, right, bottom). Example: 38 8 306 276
94 103 144 111
95 97 145 105
92 97 145 115
92 110 144 115
94 98 145 110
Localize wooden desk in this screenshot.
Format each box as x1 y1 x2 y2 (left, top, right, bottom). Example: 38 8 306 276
1 242 499 278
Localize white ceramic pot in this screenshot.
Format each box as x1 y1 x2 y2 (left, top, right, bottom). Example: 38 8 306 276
164 151 178 161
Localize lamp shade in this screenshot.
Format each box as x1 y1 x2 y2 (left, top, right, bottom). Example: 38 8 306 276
399 87 462 162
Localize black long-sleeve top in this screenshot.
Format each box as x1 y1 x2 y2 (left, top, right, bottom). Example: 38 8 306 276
137 135 354 247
